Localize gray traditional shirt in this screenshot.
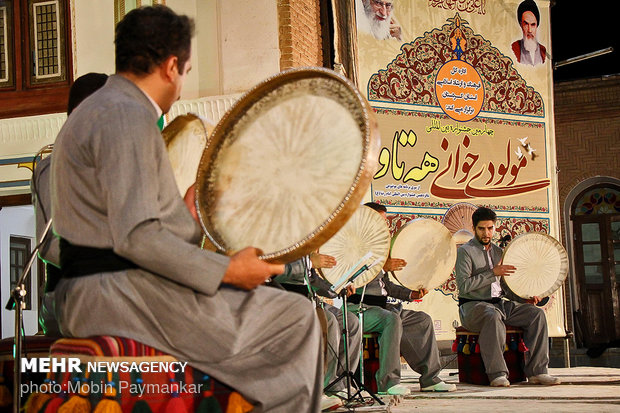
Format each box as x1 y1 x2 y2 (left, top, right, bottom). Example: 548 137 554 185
51 75 229 296
455 237 504 300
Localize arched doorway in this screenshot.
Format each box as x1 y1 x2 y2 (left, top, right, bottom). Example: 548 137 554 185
571 184 620 348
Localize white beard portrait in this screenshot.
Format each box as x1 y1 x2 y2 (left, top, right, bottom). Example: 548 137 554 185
523 36 538 54
364 1 392 40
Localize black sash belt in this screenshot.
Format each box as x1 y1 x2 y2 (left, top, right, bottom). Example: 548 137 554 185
282 283 312 297
458 297 501 307
348 294 388 309
59 238 138 279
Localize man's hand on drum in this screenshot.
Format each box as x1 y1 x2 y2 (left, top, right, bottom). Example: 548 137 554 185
526 296 541 305
184 183 199 224
223 247 285 290
493 263 516 277
410 288 428 300
345 284 356 297
384 257 407 272
310 252 336 269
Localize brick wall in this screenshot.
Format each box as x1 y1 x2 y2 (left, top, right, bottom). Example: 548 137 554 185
278 0 323 69
555 75 620 214
552 75 620 359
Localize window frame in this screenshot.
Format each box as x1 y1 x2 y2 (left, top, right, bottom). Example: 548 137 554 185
0 0 73 119
9 235 33 310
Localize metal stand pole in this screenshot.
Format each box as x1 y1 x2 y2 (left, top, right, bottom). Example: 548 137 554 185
6 219 52 413
324 283 383 405
358 284 368 385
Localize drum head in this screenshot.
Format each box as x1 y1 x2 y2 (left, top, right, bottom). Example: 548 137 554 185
319 206 391 290
391 218 457 290
195 68 380 262
501 232 568 299
162 113 214 197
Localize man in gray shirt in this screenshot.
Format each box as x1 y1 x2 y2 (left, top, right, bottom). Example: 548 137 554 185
455 206 559 387
51 6 322 412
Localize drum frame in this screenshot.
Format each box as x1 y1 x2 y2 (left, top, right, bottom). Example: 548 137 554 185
195 67 380 262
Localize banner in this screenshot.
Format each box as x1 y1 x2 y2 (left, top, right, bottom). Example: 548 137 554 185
355 0 565 338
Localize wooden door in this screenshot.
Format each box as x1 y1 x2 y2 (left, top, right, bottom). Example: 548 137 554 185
573 213 620 347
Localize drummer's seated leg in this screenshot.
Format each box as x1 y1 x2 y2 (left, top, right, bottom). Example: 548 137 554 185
359 305 404 394
461 301 509 384
323 307 342 389
503 301 560 385
399 308 456 392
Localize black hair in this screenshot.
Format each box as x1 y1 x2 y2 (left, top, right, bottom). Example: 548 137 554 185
517 0 540 25
67 73 108 115
364 202 387 213
472 207 497 228
115 5 194 75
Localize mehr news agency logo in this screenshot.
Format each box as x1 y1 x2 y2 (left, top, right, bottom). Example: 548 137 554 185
20 357 203 397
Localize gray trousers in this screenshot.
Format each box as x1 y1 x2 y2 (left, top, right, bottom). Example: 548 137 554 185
350 303 443 391
324 304 361 391
459 300 549 381
55 271 322 413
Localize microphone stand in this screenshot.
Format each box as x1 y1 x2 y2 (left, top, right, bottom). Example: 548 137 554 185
5 218 53 413
357 284 368 385
324 263 384 406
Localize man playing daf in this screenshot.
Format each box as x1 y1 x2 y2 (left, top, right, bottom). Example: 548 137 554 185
455 207 560 387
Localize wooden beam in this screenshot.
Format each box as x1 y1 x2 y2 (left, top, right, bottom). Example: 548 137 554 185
0 194 31 207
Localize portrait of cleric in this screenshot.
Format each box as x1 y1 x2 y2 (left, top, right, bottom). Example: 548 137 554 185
356 0 403 41
512 0 547 66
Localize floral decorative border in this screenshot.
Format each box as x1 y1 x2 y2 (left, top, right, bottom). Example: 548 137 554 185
373 108 544 129
367 14 544 117
375 197 549 213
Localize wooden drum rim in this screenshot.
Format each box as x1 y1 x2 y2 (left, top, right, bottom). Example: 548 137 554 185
195 67 380 262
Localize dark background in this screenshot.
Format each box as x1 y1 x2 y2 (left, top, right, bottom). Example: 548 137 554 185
550 0 618 83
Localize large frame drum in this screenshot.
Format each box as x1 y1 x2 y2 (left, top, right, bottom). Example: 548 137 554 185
390 218 457 291
195 68 380 263
162 113 214 197
501 232 569 299
319 205 391 291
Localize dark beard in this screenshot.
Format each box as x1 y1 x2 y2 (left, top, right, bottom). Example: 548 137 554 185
476 235 490 245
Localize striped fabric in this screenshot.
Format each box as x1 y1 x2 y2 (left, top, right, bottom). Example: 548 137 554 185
50 336 169 358
33 336 252 413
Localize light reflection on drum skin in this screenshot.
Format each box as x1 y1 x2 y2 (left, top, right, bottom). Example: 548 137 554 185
501 232 568 300
212 94 361 254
